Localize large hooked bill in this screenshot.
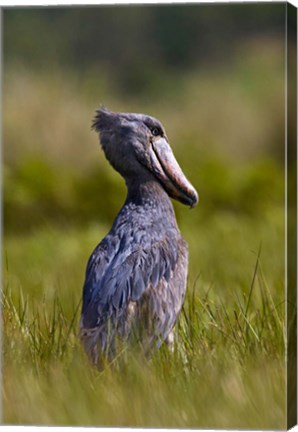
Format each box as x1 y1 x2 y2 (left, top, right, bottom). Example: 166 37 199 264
149 137 199 208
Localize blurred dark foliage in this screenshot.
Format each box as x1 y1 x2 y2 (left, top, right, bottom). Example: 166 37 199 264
4 3 285 95
4 154 284 234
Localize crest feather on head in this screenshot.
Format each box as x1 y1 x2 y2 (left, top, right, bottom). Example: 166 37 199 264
91 105 116 132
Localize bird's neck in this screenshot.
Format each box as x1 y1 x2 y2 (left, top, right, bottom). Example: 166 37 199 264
109 177 180 236
125 177 175 215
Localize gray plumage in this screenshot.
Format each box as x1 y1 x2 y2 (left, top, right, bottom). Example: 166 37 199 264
80 106 198 365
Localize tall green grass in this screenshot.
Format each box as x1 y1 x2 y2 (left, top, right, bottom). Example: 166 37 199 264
3 210 285 428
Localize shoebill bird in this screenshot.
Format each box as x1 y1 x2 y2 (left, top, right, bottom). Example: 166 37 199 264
80 106 198 365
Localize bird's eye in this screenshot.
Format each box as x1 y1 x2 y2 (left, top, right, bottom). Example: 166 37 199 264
151 127 161 137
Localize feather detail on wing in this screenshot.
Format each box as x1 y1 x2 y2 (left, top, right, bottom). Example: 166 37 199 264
81 234 178 330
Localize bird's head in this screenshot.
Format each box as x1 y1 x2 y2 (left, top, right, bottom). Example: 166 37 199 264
92 106 198 208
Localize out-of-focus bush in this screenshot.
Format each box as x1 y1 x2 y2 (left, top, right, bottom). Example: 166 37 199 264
4 154 284 234
4 158 125 233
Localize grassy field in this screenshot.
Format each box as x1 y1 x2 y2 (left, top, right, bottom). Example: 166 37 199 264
3 207 286 428
2 40 286 428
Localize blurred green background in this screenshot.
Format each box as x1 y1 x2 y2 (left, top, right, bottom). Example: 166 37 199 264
3 3 287 428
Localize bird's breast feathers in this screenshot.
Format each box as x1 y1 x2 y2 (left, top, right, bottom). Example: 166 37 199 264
81 226 188 331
